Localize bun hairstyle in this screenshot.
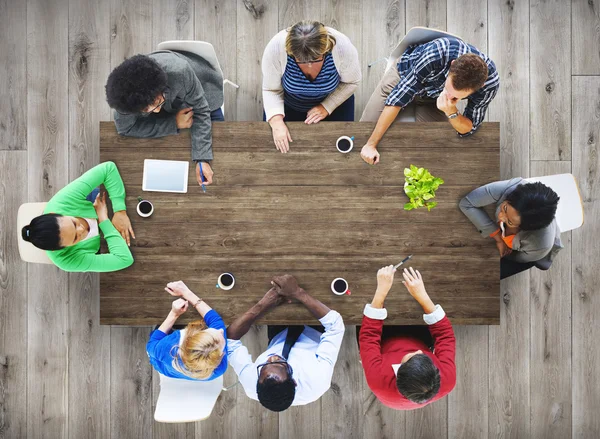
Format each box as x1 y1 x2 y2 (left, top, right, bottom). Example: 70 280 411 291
171 320 224 380
285 20 336 63
21 213 63 251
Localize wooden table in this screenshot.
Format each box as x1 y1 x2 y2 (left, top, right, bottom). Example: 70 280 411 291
99 121 500 325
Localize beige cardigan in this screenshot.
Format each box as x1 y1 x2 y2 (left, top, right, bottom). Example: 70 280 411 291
261 27 361 121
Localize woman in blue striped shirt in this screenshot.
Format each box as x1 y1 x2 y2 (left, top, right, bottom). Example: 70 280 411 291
262 21 361 152
146 281 227 381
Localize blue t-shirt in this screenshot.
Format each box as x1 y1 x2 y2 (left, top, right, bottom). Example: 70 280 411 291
146 309 228 381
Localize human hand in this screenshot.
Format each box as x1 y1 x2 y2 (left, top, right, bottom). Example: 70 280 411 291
176 108 194 129
165 281 195 301
171 298 189 316
112 211 135 246
360 143 380 165
271 274 302 299
196 161 214 186
401 267 428 300
305 104 329 124
93 192 109 223
436 90 457 116
261 287 286 308
270 116 293 153
376 265 396 296
496 240 513 258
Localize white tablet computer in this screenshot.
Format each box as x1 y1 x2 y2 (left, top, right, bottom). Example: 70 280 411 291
142 159 189 193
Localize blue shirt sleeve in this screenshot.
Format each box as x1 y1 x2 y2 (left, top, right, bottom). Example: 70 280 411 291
204 309 226 333
146 329 169 360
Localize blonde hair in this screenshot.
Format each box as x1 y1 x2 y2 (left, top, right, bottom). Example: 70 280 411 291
285 21 336 63
171 320 224 380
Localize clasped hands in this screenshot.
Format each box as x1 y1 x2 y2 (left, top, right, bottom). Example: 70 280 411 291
261 274 306 307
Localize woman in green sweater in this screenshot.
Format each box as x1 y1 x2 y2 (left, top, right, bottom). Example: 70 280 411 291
21 161 135 272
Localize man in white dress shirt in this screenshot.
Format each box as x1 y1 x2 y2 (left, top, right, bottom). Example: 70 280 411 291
226 274 345 412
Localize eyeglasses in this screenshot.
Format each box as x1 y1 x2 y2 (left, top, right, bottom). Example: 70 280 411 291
257 360 294 377
144 94 166 113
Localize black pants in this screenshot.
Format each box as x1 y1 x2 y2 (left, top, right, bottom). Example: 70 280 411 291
267 325 325 345
356 325 434 351
500 259 538 279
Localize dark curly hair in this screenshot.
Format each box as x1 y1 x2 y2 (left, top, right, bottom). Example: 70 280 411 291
449 53 488 91
105 54 168 114
256 376 296 412
396 353 440 404
505 182 559 231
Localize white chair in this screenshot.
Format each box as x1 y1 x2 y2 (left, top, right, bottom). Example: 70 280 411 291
369 26 463 72
154 373 238 423
17 202 53 265
157 40 239 116
525 173 584 232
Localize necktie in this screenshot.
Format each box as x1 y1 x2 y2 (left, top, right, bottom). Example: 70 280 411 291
281 325 304 360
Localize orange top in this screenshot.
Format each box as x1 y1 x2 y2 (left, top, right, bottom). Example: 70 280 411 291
490 228 516 248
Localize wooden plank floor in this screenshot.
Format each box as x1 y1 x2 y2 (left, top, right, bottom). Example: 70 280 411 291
0 0 598 437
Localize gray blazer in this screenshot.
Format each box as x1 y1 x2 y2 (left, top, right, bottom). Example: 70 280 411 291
459 178 563 264
113 50 224 162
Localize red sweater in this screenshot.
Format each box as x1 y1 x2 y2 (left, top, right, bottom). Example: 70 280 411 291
359 315 456 410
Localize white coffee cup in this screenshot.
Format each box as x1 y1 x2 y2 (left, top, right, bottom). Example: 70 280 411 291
336 136 354 153
136 198 154 218
216 272 235 290
331 277 350 295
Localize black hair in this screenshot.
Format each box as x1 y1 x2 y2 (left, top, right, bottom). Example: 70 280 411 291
105 54 168 114
256 376 296 412
505 182 559 231
21 213 63 251
396 354 440 404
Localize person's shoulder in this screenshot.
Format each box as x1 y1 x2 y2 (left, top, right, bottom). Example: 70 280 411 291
149 51 192 78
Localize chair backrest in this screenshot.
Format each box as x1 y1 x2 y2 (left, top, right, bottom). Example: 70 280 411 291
154 373 224 423
157 41 223 77
524 173 584 232
386 27 463 72
17 202 53 264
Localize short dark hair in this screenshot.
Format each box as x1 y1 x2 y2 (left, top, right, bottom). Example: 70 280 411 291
449 53 488 91
256 376 296 412
396 354 440 404
22 213 63 251
505 182 559 231
105 54 168 114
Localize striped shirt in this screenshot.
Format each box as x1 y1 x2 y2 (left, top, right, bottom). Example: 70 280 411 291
386 37 499 137
282 53 340 112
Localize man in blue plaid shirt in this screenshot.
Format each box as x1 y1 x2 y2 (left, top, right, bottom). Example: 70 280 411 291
360 37 500 165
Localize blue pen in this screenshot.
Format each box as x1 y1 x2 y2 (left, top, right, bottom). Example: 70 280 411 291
199 163 207 193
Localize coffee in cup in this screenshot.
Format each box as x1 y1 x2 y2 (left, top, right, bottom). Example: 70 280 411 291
336 136 354 153
331 277 350 295
136 197 154 218
216 272 235 290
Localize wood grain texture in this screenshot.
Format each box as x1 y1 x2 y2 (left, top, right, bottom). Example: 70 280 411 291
110 0 153 64
0 0 27 150
530 0 571 161
110 328 154 438
529 160 572 439
26 0 70 438
0 152 27 439
572 76 600 438
572 0 600 75
67 1 111 437
488 0 529 179
195 0 237 118
321 326 362 439
152 0 194 49
236 0 278 120
405 0 447 30
100 121 500 325
195 367 238 439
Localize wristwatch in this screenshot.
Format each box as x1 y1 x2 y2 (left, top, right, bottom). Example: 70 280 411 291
447 111 459 119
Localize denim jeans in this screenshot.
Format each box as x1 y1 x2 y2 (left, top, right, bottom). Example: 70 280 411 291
86 187 100 203
210 108 225 121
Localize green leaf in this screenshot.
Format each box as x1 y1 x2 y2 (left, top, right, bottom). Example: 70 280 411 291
404 202 415 210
